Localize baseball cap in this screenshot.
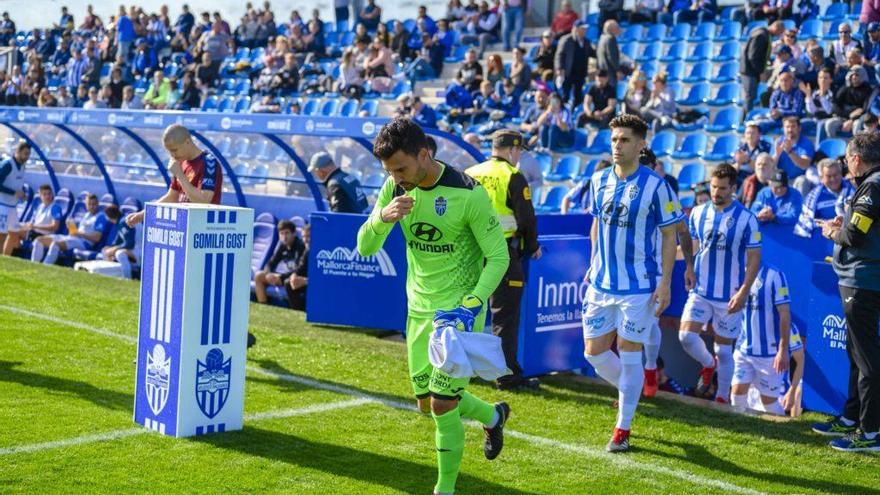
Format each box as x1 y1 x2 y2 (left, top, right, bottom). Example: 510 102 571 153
308 151 334 172
869 22 880 32
492 130 527 150
770 169 789 186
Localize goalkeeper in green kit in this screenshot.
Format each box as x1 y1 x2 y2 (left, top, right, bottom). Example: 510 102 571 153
357 118 511 494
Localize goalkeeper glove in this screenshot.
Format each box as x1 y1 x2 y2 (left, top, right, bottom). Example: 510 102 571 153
459 294 483 317
433 307 476 333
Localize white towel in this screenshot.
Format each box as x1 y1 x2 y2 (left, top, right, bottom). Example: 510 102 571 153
428 326 511 380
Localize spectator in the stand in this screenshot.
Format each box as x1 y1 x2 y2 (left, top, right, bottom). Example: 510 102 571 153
578 69 617 129
56 86 72 107
115 6 137 61
31 193 111 265
623 68 650 116
795 158 856 238
360 0 382 31
826 65 873 137
597 19 622 86
774 28 803 60
37 88 58 108
195 52 219 90
250 94 281 113
641 72 676 130
255 219 307 305
82 86 106 109
509 47 531 95
307 152 369 213
335 0 350 27
131 38 158 78
175 4 196 40
774 116 814 181
521 88 550 145
630 0 664 23
536 92 575 150
337 50 365 97
390 20 411 61
758 0 792 23
286 224 310 311
534 30 556 73
831 22 861 66
304 19 327 56
761 68 805 131
486 53 505 86
834 48 876 87
213 12 233 35
411 96 438 128
416 4 438 35
863 23 880 67
121 85 143 109
861 0 880 25
364 38 394 92
52 40 72 69
598 0 623 27
742 152 777 207
461 1 499 57
735 123 772 184
555 21 592 107
501 0 525 51
107 66 126 108
270 53 301 95
199 21 233 71
143 71 171 109
799 45 835 90
561 159 614 214
176 71 202 110
456 48 484 93
802 67 834 120
65 48 90 92
551 0 579 39
752 169 803 225
0 12 16 46
742 21 783 112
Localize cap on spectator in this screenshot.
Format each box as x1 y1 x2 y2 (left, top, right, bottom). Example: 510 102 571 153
573 20 586 28
542 29 553 38
492 130 527 150
770 169 789 186
596 69 609 78
136 37 147 45
308 151 335 172
777 45 793 56
869 22 880 32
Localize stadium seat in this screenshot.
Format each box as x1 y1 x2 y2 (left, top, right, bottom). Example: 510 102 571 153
665 61 686 82
535 186 568 213
715 21 742 41
583 129 612 156
217 97 235 113
703 134 740 162
710 62 739 84
712 41 740 62
363 173 386 189
620 24 644 43
659 42 687 62
671 134 708 160
682 64 710 83
545 156 580 182
359 100 379 117
99 193 116 208
534 152 553 176
676 82 710 106
818 138 847 159
121 197 142 218
320 99 338 116
707 83 741 106
234 96 251 113
706 107 742 133
251 212 279 275
641 60 659 78
338 99 359 117
651 131 677 158
234 138 252 159
643 23 667 43
820 1 849 21
381 80 410 100
688 22 716 42
302 99 320 116
615 81 627 101
663 23 691 43
19 196 41 223
680 195 695 208
575 158 601 181
741 21 768 42
677 163 706 191
54 188 74 226
684 42 712 63
798 19 822 40
201 95 219 112
621 41 639 60
636 43 662 63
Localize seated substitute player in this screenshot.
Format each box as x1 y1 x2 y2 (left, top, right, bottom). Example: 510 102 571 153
679 163 762 404
286 223 310 311
126 124 222 227
254 220 306 304
0 142 31 256
99 208 138 279
12 184 62 248
357 118 510 495
730 263 792 415
31 193 111 264
582 114 684 452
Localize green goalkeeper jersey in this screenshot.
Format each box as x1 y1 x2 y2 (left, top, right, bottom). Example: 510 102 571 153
357 163 510 317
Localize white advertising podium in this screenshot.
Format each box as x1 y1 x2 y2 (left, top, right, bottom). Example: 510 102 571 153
133 203 254 437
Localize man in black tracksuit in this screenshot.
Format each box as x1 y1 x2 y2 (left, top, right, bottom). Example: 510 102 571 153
740 21 785 111
814 132 880 452
308 151 369 213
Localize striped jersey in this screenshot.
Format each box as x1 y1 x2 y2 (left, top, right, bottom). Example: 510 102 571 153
689 200 761 301
794 181 855 237
738 265 791 357
589 165 683 294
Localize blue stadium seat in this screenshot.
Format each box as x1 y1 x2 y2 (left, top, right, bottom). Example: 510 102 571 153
707 82 741 106
665 61 686 82
620 24 644 43
688 22 716 42
641 60 659 78
663 23 691 43
583 129 612 156
676 82 710 106
363 173 386 189
16 183 34 221
745 107 770 122
235 79 251 95
703 134 739 162
677 163 706 191
680 195 695 208
706 107 742 133
545 156 580 182
445 44 468 63
234 96 251 113
217 97 235 113
710 62 739 83
201 95 219 112
19 196 41 223
682 64 710 83
671 134 708 160
621 41 639 60
359 100 379 117
741 20 768 42
381 80 411 100
616 81 627 100
302 99 320 116
251 212 278 275
824 20 848 41
534 152 553 176
651 131 677 158
338 99 359 117
715 21 742 41
798 19 822 40
820 2 849 21
659 42 686 62
234 47 250 62
643 23 667 43
121 197 142 218
818 138 847 159
234 138 252 159
575 159 601 181
99 193 116 208
712 40 740 62
220 78 237 95
535 186 568 213
320 99 338 116
636 43 662 63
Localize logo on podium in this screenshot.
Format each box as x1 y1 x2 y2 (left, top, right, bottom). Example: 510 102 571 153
146 343 171 415
196 348 231 418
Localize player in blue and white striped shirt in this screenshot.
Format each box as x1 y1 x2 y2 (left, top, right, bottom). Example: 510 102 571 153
679 163 762 404
582 115 684 452
732 264 792 415
0 142 30 256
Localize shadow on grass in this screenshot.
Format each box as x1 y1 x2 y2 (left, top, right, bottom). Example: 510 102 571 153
196 425 540 495
0 360 131 411
642 437 880 495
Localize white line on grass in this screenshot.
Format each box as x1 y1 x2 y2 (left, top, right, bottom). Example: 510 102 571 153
0 398 374 456
0 305 767 495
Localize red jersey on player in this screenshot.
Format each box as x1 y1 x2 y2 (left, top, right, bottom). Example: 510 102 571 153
170 151 222 204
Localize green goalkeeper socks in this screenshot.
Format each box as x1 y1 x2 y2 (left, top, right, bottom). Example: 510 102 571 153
457 391 496 426
433 407 465 494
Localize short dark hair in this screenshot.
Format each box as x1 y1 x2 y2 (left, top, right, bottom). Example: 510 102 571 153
277 219 295 232
104 204 121 220
373 118 429 160
425 136 437 156
38 183 52 192
16 141 31 152
87 193 98 201
782 115 801 127
848 132 880 166
609 114 649 139
711 163 738 186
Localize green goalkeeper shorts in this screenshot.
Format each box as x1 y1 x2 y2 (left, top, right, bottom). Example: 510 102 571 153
406 311 486 399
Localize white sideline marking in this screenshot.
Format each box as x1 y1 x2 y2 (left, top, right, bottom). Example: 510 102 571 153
0 398 373 455
0 305 767 495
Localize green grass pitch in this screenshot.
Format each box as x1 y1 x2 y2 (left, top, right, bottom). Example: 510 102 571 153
1 255 878 494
